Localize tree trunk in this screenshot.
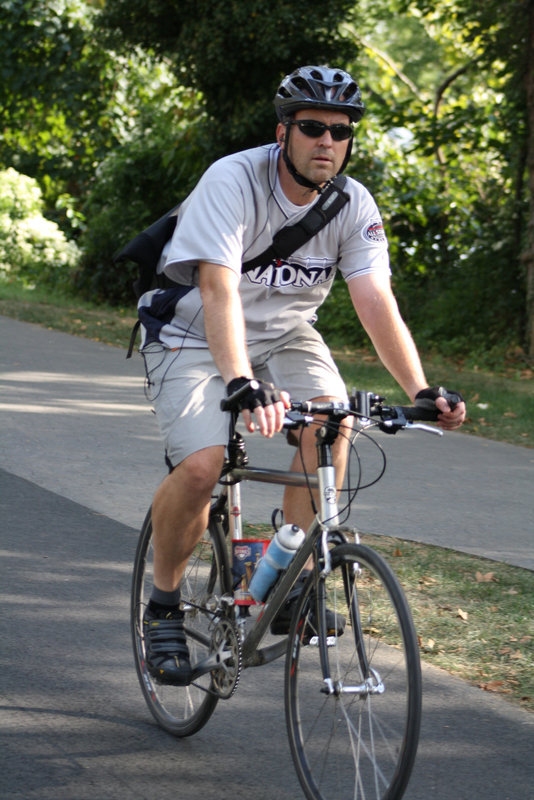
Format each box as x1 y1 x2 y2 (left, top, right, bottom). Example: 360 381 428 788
524 1 534 358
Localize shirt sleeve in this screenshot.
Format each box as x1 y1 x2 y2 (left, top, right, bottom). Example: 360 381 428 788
337 182 391 282
163 159 247 284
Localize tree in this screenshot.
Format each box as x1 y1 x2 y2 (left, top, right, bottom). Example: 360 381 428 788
397 0 533 357
318 0 532 359
522 2 534 358
2 0 532 359
73 0 362 302
0 167 79 288
99 0 357 155
0 0 117 209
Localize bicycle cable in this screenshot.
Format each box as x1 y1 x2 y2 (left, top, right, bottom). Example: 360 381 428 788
293 414 388 527
348 420 388 491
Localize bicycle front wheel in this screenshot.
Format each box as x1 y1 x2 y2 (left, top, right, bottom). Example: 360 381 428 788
131 507 230 737
285 542 422 800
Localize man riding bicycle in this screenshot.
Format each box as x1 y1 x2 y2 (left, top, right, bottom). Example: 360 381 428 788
137 65 466 685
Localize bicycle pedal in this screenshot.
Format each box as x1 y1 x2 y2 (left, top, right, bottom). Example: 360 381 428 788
307 635 336 647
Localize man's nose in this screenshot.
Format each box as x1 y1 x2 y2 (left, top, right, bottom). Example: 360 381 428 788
316 129 334 145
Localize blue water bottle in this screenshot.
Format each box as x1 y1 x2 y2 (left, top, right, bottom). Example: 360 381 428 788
248 524 305 603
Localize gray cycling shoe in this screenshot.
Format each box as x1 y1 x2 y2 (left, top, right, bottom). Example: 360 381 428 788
143 606 193 686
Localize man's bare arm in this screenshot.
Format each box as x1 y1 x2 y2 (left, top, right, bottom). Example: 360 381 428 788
198 262 288 436
349 271 465 428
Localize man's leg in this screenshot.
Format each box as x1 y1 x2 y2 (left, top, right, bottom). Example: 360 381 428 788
144 445 224 685
251 325 352 634
270 399 353 637
250 325 350 529
140 345 230 683
151 445 225 592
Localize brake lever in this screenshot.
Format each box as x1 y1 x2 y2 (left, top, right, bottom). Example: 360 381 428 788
406 422 443 436
379 419 443 436
283 410 314 429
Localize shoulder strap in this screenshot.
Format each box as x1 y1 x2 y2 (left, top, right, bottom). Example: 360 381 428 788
241 175 348 273
120 175 349 357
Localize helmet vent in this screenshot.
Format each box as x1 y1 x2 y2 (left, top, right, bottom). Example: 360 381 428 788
292 76 312 96
341 83 358 101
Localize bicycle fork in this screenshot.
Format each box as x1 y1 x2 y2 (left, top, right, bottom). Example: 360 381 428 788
314 428 385 699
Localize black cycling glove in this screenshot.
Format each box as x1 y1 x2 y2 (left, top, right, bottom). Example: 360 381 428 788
225 376 283 412
415 385 464 412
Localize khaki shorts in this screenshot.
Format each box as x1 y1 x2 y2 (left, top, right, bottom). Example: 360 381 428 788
143 323 348 467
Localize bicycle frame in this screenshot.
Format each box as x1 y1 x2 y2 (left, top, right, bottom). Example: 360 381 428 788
212 413 350 670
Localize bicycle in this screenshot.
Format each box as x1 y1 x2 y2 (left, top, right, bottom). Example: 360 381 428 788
132 384 456 800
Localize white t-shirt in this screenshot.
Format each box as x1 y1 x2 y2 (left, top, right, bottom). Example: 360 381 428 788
138 143 390 350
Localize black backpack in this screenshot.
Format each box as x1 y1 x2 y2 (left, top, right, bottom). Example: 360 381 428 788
114 175 349 356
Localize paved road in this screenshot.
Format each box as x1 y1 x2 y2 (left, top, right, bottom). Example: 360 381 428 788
1 316 532 569
1 316 533 799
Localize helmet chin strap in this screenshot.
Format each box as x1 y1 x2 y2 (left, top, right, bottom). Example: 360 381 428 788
281 122 353 194
281 137 322 192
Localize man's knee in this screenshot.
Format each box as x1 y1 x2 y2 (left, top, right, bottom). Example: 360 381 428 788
170 447 224 495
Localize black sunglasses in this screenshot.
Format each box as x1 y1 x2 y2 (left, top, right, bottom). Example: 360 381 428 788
289 119 353 142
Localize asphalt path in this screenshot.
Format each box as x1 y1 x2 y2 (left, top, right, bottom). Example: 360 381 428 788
1 316 532 570
1 315 533 799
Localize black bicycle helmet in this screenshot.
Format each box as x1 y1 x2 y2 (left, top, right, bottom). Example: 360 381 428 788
274 65 365 124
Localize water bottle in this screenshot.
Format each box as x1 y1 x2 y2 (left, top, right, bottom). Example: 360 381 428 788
248 524 305 603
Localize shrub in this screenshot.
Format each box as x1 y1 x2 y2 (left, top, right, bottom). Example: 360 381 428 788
75 103 211 306
0 168 79 290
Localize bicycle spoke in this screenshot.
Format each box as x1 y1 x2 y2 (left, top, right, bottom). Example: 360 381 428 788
285 541 422 800
131 510 229 736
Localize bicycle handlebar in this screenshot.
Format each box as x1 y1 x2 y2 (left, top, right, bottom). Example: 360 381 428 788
222 382 457 435
289 394 441 426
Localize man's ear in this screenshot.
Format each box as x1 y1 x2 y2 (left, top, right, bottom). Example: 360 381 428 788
276 122 286 147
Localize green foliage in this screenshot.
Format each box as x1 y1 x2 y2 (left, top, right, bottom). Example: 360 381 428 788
0 0 531 357
74 0 360 304
0 0 117 206
99 0 356 154
318 118 524 354
74 97 212 304
0 168 79 289
319 0 530 355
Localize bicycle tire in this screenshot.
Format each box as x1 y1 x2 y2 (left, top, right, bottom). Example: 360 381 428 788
285 541 422 800
131 507 230 736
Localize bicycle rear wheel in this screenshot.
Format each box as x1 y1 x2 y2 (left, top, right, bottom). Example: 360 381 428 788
285 541 421 800
131 507 230 736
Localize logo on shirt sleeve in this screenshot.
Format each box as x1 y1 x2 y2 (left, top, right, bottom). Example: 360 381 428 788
363 219 386 244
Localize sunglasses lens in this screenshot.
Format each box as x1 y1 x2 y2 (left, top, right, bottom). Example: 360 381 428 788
297 121 326 138
295 121 352 141
330 125 353 141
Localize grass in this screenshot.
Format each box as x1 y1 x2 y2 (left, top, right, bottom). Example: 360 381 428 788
244 523 534 711
334 347 534 449
1 280 533 710
367 533 533 711
0 282 138 349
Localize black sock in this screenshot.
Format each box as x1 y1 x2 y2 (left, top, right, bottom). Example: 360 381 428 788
148 586 181 614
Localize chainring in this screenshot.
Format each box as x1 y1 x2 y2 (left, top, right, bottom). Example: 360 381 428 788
209 616 242 699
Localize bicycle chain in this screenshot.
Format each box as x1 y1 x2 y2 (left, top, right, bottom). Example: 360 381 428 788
209 616 242 699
